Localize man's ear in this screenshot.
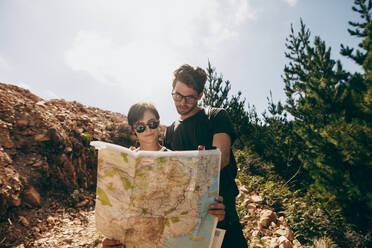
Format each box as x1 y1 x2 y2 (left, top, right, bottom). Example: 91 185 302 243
198 92 203 100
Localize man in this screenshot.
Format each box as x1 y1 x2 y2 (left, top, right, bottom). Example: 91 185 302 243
164 64 248 247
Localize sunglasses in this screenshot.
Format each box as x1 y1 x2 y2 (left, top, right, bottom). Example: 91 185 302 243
134 120 160 133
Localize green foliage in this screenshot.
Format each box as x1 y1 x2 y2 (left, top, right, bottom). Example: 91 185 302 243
284 194 347 247
202 61 251 147
281 1 372 230
311 237 338 248
82 132 93 146
238 169 348 247
203 61 231 108
105 124 116 131
204 0 372 244
234 148 274 177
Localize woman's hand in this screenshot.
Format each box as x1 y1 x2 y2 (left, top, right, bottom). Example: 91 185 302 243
102 238 125 248
208 196 225 221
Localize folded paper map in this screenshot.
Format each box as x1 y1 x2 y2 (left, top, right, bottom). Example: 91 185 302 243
90 141 221 248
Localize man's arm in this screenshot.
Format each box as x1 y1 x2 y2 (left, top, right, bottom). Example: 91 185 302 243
212 133 231 170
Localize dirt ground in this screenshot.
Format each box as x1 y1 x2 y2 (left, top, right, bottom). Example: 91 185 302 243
0 189 104 248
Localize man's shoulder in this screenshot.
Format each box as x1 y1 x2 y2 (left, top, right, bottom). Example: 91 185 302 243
203 107 229 119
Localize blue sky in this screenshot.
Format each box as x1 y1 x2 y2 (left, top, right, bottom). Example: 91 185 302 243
0 0 362 125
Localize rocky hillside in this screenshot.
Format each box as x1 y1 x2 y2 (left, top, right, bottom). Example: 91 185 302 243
0 82 137 218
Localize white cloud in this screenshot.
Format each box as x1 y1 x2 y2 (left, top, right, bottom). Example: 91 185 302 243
64 0 257 105
284 0 298 7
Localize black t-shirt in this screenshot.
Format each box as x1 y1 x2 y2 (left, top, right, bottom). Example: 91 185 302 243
164 107 240 227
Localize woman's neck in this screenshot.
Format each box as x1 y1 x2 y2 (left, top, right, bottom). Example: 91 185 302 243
139 142 162 151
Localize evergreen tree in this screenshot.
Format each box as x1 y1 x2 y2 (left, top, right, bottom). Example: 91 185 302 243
282 0 372 230
202 61 252 147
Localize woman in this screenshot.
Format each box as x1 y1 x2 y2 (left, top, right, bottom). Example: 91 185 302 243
102 102 226 248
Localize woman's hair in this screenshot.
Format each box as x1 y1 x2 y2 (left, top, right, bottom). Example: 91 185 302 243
127 102 160 127
172 64 207 94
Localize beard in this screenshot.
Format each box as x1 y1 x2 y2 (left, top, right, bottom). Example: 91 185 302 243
176 103 197 117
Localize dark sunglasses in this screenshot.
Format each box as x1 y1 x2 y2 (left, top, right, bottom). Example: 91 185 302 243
134 120 160 133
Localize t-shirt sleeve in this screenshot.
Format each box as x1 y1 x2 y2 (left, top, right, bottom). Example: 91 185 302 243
210 108 237 144
163 126 170 147
163 124 174 149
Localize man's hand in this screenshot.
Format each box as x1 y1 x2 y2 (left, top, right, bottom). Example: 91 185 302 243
102 238 125 248
208 196 225 222
197 145 205 150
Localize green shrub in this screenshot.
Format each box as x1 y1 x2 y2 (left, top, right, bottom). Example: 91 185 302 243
82 132 93 146
311 237 338 248
238 164 349 247
105 124 116 131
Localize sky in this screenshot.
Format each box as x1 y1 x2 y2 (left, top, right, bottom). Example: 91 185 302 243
0 0 362 125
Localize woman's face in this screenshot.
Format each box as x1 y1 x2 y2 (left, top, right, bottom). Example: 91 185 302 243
133 110 160 145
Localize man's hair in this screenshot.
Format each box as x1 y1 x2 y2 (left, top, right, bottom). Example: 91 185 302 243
127 102 160 127
172 64 207 94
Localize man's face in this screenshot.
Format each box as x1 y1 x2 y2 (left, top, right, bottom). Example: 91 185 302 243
172 81 202 118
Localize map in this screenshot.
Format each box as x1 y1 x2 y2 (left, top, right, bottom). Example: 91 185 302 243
90 141 221 248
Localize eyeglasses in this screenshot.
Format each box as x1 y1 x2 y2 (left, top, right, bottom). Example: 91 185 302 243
134 120 160 133
171 92 198 104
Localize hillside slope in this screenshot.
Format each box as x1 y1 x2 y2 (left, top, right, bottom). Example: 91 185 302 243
0 82 135 218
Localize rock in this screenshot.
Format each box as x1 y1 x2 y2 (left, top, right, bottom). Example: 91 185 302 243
19 216 29 226
17 118 29 127
75 199 89 208
279 236 292 248
251 194 263 204
293 239 303 248
47 216 55 225
240 185 250 194
0 124 14 148
246 202 256 209
259 209 277 229
22 186 41 206
34 232 42 239
286 228 294 241
11 194 22 206
270 237 279 248
275 228 287 236
252 230 260 237
271 221 277 229
34 133 50 142
32 160 44 168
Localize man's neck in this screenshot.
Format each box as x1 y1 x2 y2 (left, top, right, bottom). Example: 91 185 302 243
180 106 202 120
